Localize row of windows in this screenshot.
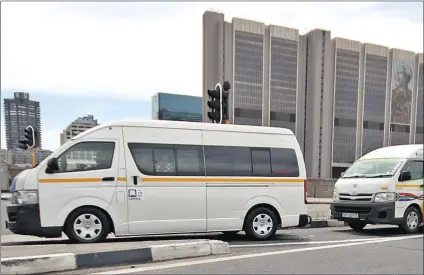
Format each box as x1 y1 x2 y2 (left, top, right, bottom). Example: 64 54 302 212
128 143 300 177
50 141 299 177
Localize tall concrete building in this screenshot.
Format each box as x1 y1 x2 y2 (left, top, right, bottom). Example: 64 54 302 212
202 11 305 151
60 115 98 146
203 11 423 179
3 92 42 150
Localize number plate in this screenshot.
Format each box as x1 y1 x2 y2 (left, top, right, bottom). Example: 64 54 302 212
342 212 359 218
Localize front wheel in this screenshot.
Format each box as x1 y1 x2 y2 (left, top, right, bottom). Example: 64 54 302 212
400 206 422 234
64 207 110 243
348 221 367 231
244 207 278 241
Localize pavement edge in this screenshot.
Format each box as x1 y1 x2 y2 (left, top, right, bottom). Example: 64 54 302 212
0 240 230 275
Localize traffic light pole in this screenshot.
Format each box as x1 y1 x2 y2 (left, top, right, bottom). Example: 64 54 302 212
214 83 223 124
31 147 36 168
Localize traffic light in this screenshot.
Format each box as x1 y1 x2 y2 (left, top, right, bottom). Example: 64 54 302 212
207 85 222 123
18 126 38 150
222 81 231 124
207 81 231 124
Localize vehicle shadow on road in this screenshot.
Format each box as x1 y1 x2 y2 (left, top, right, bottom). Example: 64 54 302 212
333 225 424 237
1 231 311 247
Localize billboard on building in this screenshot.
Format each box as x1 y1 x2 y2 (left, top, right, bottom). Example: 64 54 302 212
390 59 414 125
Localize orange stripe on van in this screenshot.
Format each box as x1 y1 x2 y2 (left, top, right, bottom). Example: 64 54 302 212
39 177 303 184
39 177 127 183
396 184 422 188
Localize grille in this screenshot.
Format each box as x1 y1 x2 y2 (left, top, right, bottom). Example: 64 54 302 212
334 205 372 214
339 193 373 202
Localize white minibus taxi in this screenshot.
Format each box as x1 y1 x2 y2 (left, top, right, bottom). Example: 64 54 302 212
6 120 311 243
331 144 423 233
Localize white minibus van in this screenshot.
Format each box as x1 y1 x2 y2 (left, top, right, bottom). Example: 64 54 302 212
331 144 423 233
6 120 311 243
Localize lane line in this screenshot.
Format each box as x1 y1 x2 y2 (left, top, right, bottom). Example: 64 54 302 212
229 236 409 248
93 235 423 275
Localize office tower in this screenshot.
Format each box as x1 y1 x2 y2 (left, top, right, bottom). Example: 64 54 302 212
414 53 423 144
202 11 423 179
151 93 202 122
60 115 98 146
202 11 304 145
3 92 41 150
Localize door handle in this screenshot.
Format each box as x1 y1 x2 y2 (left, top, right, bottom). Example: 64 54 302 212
133 176 138 185
102 177 115 182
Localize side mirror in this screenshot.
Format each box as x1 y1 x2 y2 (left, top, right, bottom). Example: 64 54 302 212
45 158 59 174
341 171 345 177
399 171 412 182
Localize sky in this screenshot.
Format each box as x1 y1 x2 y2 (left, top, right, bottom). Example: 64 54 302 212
1 1 423 151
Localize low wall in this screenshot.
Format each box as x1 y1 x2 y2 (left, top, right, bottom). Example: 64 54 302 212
307 178 337 198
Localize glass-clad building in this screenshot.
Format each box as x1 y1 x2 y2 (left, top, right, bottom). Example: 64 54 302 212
151 93 202 122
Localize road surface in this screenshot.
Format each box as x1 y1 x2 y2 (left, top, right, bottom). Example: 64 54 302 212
3 225 422 274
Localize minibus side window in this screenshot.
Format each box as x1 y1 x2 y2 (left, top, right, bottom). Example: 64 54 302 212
203 146 252 176
56 142 115 173
401 160 424 181
270 148 299 177
128 143 204 176
251 149 272 176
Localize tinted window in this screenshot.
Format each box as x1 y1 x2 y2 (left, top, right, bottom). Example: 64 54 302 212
251 149 272 176
56 142 115 173
175 145 204 176
204 146 234 176
204 146 252 176
233 147 252 176
270 148 299 177
128 143 204 176
403 160 423 181
153 148 176 176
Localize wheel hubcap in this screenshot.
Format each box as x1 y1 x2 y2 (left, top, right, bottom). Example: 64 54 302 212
252 213 273 236
406 211 419 230
73 214 102 240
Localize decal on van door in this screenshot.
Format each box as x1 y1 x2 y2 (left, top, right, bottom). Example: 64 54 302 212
128 188 144 200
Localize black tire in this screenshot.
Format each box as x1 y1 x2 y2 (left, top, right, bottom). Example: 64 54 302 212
244 207 278 241
400 206 422 234
64 207 110 243
348 221 367 231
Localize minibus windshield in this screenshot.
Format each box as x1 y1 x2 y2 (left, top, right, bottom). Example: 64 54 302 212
342 158 403 179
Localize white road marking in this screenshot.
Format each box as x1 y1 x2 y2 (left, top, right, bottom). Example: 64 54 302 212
93 235 423 275
229 236 401 248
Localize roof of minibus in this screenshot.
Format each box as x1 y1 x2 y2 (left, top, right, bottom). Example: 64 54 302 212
72 119 295 140
359 144 423 160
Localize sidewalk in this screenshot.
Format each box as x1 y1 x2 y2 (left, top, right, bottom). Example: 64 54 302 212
307 197 332 204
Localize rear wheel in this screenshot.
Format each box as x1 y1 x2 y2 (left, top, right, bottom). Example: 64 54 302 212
348 221 367 231
400 206 422 234
244 207 278 241
64 207 110 243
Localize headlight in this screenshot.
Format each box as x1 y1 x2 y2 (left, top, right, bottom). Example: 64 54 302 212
373 192 396 203
333 191 339 202
11 191 38 205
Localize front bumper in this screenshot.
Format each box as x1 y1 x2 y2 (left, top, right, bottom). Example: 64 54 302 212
6 203 62 238
330 201 401 225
